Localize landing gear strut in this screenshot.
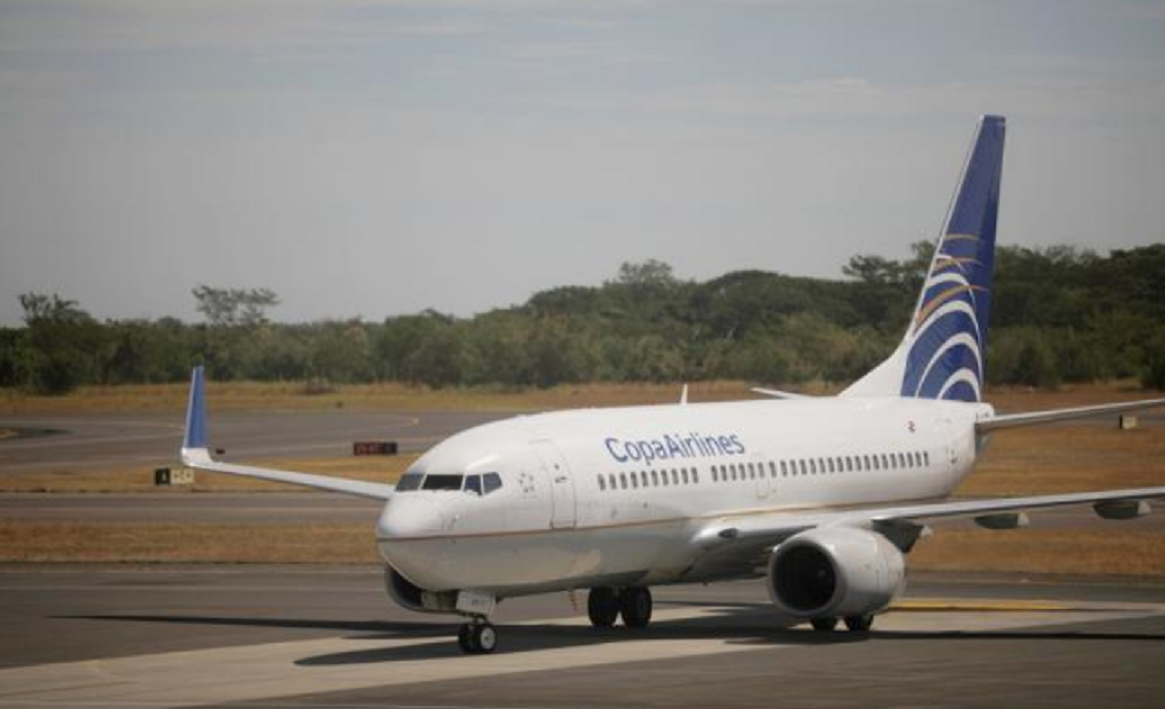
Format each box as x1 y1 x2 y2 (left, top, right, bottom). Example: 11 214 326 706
587 586 653 629
457 618 498 654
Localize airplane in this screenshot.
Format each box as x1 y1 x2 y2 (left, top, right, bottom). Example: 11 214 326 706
180 115 1165 654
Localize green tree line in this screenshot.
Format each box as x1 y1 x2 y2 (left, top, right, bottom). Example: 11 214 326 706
2 244 1163 395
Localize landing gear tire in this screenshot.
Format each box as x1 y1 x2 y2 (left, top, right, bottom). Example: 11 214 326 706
457 624 474 653
588 587 620 629
844 614 873 632
619 586 653 628
457 621 498 654
473 623 498 653
810 617 839 632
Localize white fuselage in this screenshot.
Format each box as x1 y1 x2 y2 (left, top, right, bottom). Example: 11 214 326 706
377 397 992 598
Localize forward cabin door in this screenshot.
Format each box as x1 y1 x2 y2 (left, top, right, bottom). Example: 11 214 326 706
532 440 576 529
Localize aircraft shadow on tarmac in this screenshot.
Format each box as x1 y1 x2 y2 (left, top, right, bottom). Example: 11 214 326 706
58 605 1165 666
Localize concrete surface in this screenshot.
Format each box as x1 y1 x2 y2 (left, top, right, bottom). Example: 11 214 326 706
1 565 1163 708
0 410 507 472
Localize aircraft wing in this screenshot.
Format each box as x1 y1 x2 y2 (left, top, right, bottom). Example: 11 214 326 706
976 397 1165 432
178 367 395 501
697 487 1165 552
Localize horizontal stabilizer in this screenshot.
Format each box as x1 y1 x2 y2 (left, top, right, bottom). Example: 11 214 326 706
750 387 813 400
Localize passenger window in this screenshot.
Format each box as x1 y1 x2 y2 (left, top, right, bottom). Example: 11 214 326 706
671 469 678 485
682 468 690 484
640 471 649 488
827 459 835 474
692 468 700 484
662 469 670 486
396 473 424 492
483 472 503 494
809 460 817 475
768 461 776 477
651 470 659 487
465 475 483 495
631 473 639 489
925 451 930 466
597 475 606 492
780 461 788 476
422 474 463 491
712 468 719 482
799 460 807 475
608 473 617 490
620 472 628 489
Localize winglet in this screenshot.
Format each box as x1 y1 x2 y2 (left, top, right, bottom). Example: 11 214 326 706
182 366 208 451
680 383 689 405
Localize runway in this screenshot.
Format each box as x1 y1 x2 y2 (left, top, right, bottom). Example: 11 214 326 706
1 565 1163 708
1 406 1158 474
5 491 1165 531
0 410 507 473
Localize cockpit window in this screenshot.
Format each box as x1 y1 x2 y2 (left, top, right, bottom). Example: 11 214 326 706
396 473 423 492
464 475 483 495
483 472 503 494
422 474 464 491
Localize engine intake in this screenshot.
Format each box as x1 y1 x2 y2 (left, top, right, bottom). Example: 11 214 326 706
768 527 906 619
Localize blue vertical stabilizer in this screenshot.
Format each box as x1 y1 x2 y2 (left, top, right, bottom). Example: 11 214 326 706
843 115 1006 402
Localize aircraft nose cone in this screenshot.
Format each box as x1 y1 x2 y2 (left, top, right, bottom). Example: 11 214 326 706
377 497 444 540
377 497 447 588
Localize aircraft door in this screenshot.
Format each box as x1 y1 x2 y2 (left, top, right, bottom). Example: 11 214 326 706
531 440 576 529
753 455 771 500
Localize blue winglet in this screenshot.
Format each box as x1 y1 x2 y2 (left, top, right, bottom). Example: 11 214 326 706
183 366 208 450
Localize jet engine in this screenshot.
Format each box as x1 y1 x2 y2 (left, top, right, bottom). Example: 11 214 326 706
767 527 906 620
384 566 458 614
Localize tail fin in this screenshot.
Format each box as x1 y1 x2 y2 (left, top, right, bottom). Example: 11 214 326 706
842 115 1006 402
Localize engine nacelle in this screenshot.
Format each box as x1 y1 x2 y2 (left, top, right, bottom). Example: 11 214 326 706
767 527 906 619
384 566 458 614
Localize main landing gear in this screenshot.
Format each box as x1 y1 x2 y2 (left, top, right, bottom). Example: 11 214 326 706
587 586 653 629
457 619 498 654
810 614 874 633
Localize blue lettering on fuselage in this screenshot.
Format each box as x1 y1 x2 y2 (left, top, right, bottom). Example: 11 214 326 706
603 433 746 466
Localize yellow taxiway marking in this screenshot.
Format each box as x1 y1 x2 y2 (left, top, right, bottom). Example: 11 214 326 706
893 598 1072 612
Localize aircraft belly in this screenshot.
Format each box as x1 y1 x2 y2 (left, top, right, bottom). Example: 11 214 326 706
379 520 697 595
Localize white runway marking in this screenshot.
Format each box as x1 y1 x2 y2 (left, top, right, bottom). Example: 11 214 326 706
0 605 1157 709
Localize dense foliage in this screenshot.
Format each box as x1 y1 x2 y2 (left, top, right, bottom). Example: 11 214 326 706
2 244 1163 394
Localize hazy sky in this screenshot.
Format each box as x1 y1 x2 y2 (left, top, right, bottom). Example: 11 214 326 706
2 0 1164 325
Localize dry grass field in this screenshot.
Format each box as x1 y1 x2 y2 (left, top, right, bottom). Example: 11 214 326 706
1 380 1163 574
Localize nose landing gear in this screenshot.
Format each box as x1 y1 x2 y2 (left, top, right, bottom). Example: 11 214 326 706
457 618 498 654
